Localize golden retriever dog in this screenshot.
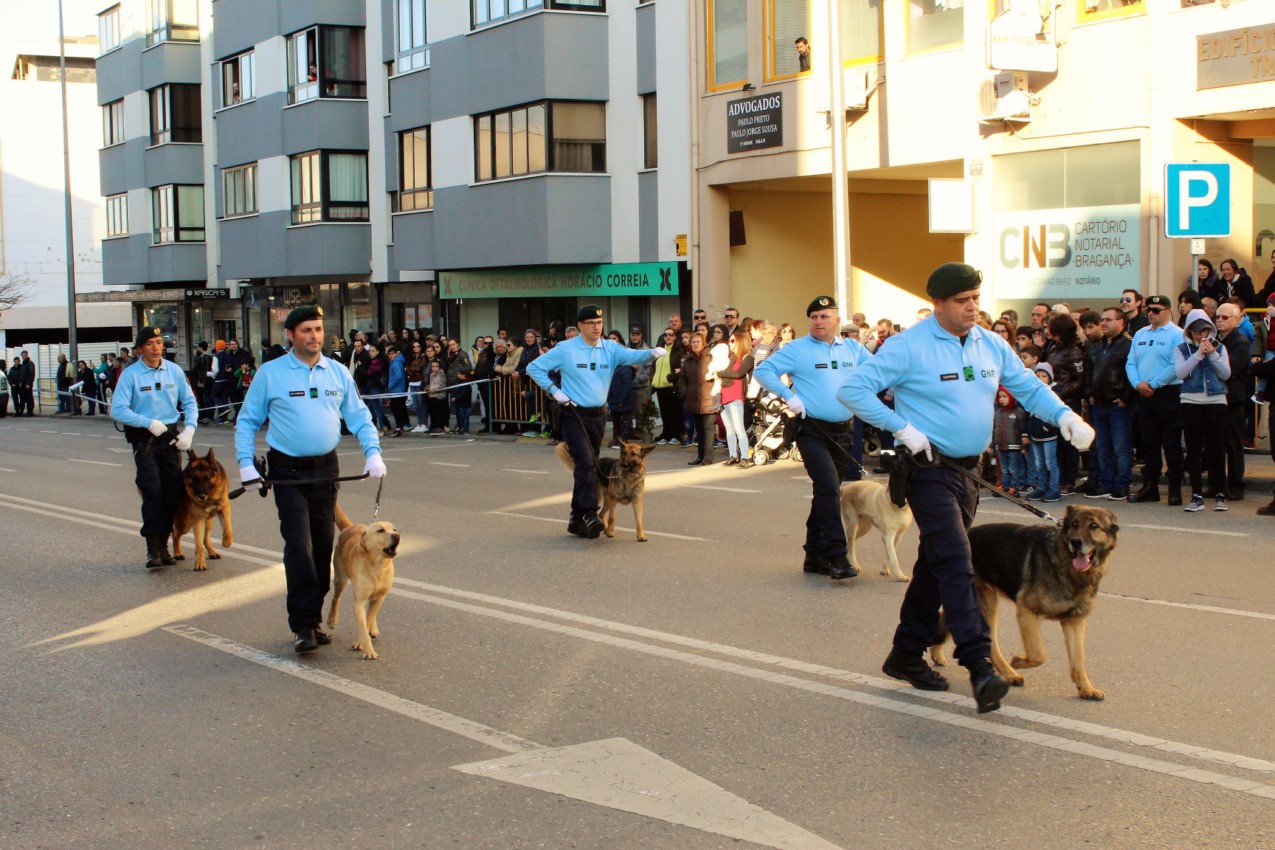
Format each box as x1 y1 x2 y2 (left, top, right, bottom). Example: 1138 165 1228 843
556 439 654 541
172 447 233 571
326 503 400 660
930 504 1119 700
838 480 912 582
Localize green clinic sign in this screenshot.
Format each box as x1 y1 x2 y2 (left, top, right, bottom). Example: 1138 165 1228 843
439 263 678 300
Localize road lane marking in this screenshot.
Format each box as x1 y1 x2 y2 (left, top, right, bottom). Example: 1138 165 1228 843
1098 592 1275 622
487 510 709 542
0 468 14 472
429 461 470 468
976 508 1249 537
685 484 760 493
67 458 122 467
499 468 550 474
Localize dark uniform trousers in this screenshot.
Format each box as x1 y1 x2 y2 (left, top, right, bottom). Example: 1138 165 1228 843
132 431 184 537
1136 385 1184 486
1223 402 1246 493
893 464 989 666
563 406 606 516
795 418 853 559
270 450 339 633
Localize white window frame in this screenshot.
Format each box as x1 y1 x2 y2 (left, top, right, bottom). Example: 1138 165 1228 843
98 6 122 54
220 51 255 107
102 100 125 147
146 0 199 47
396 0 430 73
106 194 129 238
287 28 319 103
222 163 258 218
397 127 433 211
151 184 206 244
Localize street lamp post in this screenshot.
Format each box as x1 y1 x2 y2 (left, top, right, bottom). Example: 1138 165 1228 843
58 0 79 363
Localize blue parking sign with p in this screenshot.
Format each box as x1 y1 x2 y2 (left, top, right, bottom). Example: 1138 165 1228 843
1165 163 1230 238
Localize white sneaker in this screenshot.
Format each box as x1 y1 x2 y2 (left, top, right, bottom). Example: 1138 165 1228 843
521 430 539 437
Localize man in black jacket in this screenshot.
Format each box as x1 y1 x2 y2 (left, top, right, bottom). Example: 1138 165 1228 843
1085 307 1137 500
1213 303 1251 500
16 351 36 416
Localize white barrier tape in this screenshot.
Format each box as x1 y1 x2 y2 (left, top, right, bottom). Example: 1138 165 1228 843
359 377 499 401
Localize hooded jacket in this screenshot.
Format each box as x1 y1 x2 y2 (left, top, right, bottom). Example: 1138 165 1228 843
1026 363 1059 441
1174 308 1230 400
991 387 1027 451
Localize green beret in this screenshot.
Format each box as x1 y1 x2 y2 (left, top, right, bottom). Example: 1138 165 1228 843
926 263 982 299
133 326 163 350
576 305 604 323
806 295 836 316
284 304 324 330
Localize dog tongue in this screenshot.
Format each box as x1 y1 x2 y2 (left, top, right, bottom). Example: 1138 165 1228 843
1072 552 1092 572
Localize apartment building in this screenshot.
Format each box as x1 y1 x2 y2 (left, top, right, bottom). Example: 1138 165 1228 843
94 0 692 364
693 0 1275 326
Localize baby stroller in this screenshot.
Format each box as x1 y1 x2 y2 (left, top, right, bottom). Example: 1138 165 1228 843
748 391 801 465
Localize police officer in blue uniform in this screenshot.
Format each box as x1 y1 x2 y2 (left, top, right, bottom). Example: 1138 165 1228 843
112 326 199 569
527 305 665 539
235 306 386 653
754 296 867 580
839 263 1095 713
1124 294 1185 505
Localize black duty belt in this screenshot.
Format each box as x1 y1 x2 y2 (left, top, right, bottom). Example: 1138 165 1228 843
572 405 606 417
267 448 338 470
804 417 852 431
944 454 981 469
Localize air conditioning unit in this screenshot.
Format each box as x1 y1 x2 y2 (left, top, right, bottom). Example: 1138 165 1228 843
844 69 871 111
979 71 1031 124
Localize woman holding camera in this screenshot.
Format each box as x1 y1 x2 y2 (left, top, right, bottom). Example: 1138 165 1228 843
1174 308 1231 513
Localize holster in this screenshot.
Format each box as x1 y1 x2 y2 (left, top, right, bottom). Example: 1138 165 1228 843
879 449 912 509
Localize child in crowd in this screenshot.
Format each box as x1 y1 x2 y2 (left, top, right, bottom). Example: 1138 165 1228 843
1016 326 1034 352
1019 343 1043 372
992 386 1027 495
427 359 449 434
1025 363 1061 502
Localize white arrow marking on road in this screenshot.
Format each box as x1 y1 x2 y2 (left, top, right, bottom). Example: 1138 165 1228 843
165 625 842 850
454 738 843 850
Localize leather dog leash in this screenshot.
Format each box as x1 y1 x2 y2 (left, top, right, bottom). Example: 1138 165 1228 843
904 447 1061 527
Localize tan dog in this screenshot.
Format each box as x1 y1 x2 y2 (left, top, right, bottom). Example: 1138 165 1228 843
838 480 912 582
326 503 400 660
556 439 654 541
172 448 233 571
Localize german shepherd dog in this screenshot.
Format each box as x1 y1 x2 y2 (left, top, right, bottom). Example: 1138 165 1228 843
838 480 913 582
931 505 1119 700
556 439 654 541
327 503 400 660
172 447 233 571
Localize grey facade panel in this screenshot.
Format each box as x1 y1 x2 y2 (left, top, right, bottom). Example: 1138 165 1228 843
279 0 367 35
140 42 203 90
100 141 145 198
96 42 143 106
102 235 151 286
281 99 370 155
433 175 610 269
383 117 397 192
389 212 436 273
381 0 394 62
638 170 658 262
214 94 287 167
428 13 608 122
211 0 281 59
635 5 656 95
144 144 206 188
284 219 373 278
147 242 209 283
220 213 286 279
387 69 432 134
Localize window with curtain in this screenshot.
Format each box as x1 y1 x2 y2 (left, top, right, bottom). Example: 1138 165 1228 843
222 163 258 218
102 100 124 147
152 184 204 243
768 0 810 79
473 102 601 181
840 0 881 65
907 0 963 53
397 0 429 72
398 128 433 211
290 151 369 223
220 51 255 107
288 27 367 103
711 0 748 89
291 152 321 223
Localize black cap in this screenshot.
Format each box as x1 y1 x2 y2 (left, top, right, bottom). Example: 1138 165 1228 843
926 262 983 299
284 304 324 330
806 295 836 316
134 326 163 350
577 305 604 323
1146 294 1171 308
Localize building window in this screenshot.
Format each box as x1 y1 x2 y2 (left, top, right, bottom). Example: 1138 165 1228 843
152 184 205 243
840 0 882 66
474 101 605 182
102 100 125 147
222 163 258 218
765 0 810 80
472 0 603 29
220 51 255 107
99 6 121 54
396 0 429 73
642 94 657 170
106 194 129 238
287 26 367 104
1077 0 1144 23
146 0 199 47
148 84 201 145
906 0 962 53
709 0 748 91
290 151 369 224
398 128 433 211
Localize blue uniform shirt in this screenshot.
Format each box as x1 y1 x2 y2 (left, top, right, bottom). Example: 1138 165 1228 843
526 335 657 408
235 351 381 468
111 357 198 430
838 316 1069 458
753 335 868 422
1125 322 1184 389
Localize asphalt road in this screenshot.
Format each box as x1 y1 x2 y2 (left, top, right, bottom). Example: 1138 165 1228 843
2 415 1273 850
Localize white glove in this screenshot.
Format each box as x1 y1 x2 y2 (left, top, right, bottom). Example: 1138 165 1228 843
552 389 572 405
893 423 933 461
147 420 168 437
364 453 387 479
239 464 263 491
174 428 194 452
785 395 807 418
1059 410 1095 451
650 346 668 359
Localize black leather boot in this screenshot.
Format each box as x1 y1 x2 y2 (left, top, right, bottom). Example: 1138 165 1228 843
580 511 605 539
567 513 585 537
882 648 949 691
969 659 1010 713
1167 486 1183 507
144 536 165 570
1129 481 1160 503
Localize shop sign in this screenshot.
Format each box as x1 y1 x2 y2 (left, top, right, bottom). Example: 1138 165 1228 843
184 288 230 299
76 287 186 303
1197 25 1275 90
987 5 1057 73
993 204 1140 301
439 262 679 300
726 92 782 154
